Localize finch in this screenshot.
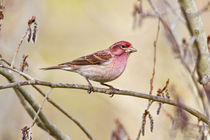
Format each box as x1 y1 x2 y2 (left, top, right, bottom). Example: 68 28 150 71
41 41 137 93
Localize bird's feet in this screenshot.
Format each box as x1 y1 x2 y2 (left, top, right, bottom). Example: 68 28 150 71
100 83 119 97
86 78 94 94
108 87 119 97
87 84 94 94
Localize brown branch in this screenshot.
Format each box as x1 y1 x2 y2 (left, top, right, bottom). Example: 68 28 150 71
0 79 209 126
0 63 94 140
30 88 53 128
149 18 160 95
1 60 209 126
0 65 70 140
136 18 161 140
30 84 94 140
148 0 209 121
10 27 29 69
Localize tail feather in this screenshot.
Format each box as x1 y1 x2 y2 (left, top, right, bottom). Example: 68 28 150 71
40 65 65 70
40 65 73 71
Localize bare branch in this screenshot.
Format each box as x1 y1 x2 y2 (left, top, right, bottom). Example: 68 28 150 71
30 85 94 140
136 18 161 140
10 27 29 69
147 0 209 122
10 16 37 69
178 0 210 84
0 65 34 80
0 62 94 140
149 18 160 95
0 79 209 125
178 0 210 118
0 64 70 140
30 88 53 128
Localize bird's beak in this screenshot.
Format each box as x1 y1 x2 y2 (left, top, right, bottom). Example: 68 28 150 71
126 46 137 53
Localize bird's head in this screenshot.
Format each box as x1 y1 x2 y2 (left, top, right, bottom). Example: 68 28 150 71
109 41 137 56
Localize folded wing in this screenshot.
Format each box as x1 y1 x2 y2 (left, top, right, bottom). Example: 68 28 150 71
41 50 113 70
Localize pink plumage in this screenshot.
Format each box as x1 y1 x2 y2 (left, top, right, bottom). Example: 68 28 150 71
41 41 137 93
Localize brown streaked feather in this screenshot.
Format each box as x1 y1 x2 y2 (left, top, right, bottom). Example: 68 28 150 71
59 50 112 66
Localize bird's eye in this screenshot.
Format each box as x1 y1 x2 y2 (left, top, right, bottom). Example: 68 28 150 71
121 45 127 48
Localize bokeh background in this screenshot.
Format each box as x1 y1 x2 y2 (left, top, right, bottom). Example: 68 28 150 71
0 0 209 139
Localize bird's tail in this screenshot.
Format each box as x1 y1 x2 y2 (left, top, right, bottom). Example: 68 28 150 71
40 65 73 71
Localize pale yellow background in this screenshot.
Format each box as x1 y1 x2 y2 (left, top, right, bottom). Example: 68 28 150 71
0 0 209 139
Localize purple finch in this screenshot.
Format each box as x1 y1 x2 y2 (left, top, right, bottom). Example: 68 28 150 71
41 41 137 93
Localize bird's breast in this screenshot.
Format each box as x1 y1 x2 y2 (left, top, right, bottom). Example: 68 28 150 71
76 53 129 82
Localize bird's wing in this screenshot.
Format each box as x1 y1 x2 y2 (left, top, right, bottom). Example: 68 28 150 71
59 50 113 66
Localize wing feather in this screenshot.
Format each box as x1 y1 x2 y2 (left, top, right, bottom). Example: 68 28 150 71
59 50 112 66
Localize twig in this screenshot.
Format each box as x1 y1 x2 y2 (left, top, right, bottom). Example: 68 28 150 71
10 28 29 69
14 87 47 131
0 64 70 140
0 65 34 80
148 0 181 55
157 79 170 96
0 63 94 140
10 16 37 69
148 0 209 123
30 85 94 140
30 88 53 128
149 18 160 95
136 18 161 140
163 0 186 23
132 0 158 28
20 54 29 72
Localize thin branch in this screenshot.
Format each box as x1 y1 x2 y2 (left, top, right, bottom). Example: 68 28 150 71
0 79 209 126
148 0 209 122
0 65 34 80
10 16 37 69
13 87 48 131
178 0 210 118
132 0 158 28
148 0 181 55
149 18 160 95
136 18 161 140
30 84 94 140
10 28 29 69
0 65 70 140
0 62 94 140
30 88 53 128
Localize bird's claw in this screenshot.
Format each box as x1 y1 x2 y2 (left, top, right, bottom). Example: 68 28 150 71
108 88 119 97
87 85 94 94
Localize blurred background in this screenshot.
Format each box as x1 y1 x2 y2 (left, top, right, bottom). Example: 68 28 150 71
0 0 209 139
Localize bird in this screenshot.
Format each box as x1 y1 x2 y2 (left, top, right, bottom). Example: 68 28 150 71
41 41 137 93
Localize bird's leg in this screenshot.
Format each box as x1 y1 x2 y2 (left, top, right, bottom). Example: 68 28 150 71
100 82 119 97
85 78 94 94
